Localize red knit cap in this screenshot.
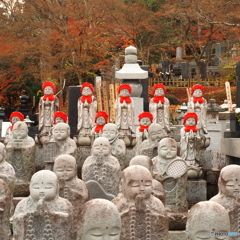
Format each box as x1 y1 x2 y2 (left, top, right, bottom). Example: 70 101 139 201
183 112 198 125
80 82 94 93
54 111 68 124
95 111 108 123
138 112 153 122
153 83 166 95
191 84 204 95
42 81 56 94
118 84 132 94
10 112 24 122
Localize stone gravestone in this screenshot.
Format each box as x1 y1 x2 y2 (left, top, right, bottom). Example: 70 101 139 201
181 62 189 79
13 170 73 240
43 141 58 170
112 165 168 240
213 43 222 66
77 199 121 240
200 60 207 79
176 47 183 59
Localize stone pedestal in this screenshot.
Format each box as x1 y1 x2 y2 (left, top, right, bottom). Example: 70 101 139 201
76 146 91 177
168 231 186 240
221 138 240 161
206 123 221 151
13 182 30 197
187 180 207 208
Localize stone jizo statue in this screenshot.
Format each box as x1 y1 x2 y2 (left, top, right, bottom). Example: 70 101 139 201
77 199 121 240
186 201 230 240
102 123 126 170
115 84 135 137
112 165 168 240
91 111 108 137
82 137 121 196
13 170 73 240
78 82 97 135
53 111 68 124
149 83 170 133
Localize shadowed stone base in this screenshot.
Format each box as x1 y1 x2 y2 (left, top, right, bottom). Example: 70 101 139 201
167 212 188 230
168 230 186 240
13 182 30 197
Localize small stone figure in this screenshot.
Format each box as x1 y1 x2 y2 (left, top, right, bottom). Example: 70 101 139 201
187 84 207 135
13 170 73 240
82 137 121 196
6 121 35 184
77 82 97 135
102 123 126 170
138 123 167 158
53 111 68 124
0 179 12 240
4 111 24 145
129 155 166 205
77 199 121 240
135 112 153 155
91 111 108 137
115 84 135 137
149 83 170 133
50 123 77 158
38 81 59 134
152 137 188 230
210 165 240 237
112 165 168 240
54 154 89 238
186 201 230 240
180 112 202 166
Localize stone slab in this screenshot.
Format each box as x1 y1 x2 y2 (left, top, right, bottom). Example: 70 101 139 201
168 231 186 240
206 123 222 151
115 63 148 79
187 180 206 208
221 138 240 158
132 97 144 127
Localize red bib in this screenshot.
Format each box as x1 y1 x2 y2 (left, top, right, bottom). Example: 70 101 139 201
120 96 132 103
184 126 198 132
42 95 55 101
139 125 149 132
153 96 165 103
94 125 104 133
81 95 93 103
193 97 204 103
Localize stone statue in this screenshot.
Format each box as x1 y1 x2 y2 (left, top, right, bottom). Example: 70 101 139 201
53 111 68 124
82 137 121 196
50 122 77 158
210 165 240 237
4 111 24 146
115 84 135 136
152 137 188 230
180 112 202 166
135 112 153 155
186 201 230 240
112 165 168 240
0 142 15 193
102 123 126 170
38 81 59 134
149 83 170 133
77 199 121 240
6 121 35 184
13 170 73 240
138 123 167 158
187 84 208 135
77 82 97 135
0 179 12 240
129 155 166 205
91 111 108 137
53 154 89 238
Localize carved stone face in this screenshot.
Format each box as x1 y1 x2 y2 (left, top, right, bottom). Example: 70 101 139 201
218 165 240 198
148 123 164 142
0 143 5 163
154 88 165 97
12 122 28 139
186 201 230 240
53 123 69 141
80 199 121 240
119 89 130 97
44 86 54 95
11 116 21 124
139 117 151 126
82 87 93 96
102 124 118 142
30 170 58 201
122 166 152 201
192 89 202 98
96 116 106 125
54 155 77 181
158 138 177 160
92 137 111 157
55 117 64 124
185 117 196 126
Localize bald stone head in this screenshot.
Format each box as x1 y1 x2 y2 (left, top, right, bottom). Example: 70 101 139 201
129 155 153 175
158 137 177 160
91 137 111 157
52 123 70 141
186 201 230 240
78 199 121 240
148 123 165 142
12 121 28 139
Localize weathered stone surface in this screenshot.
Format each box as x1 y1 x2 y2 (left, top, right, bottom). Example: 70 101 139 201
206 123 222 151
77 199 121 240
112 165 168 240
221 138 240 158
13 170 73 240
168 231 186 240
186 201 230 240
